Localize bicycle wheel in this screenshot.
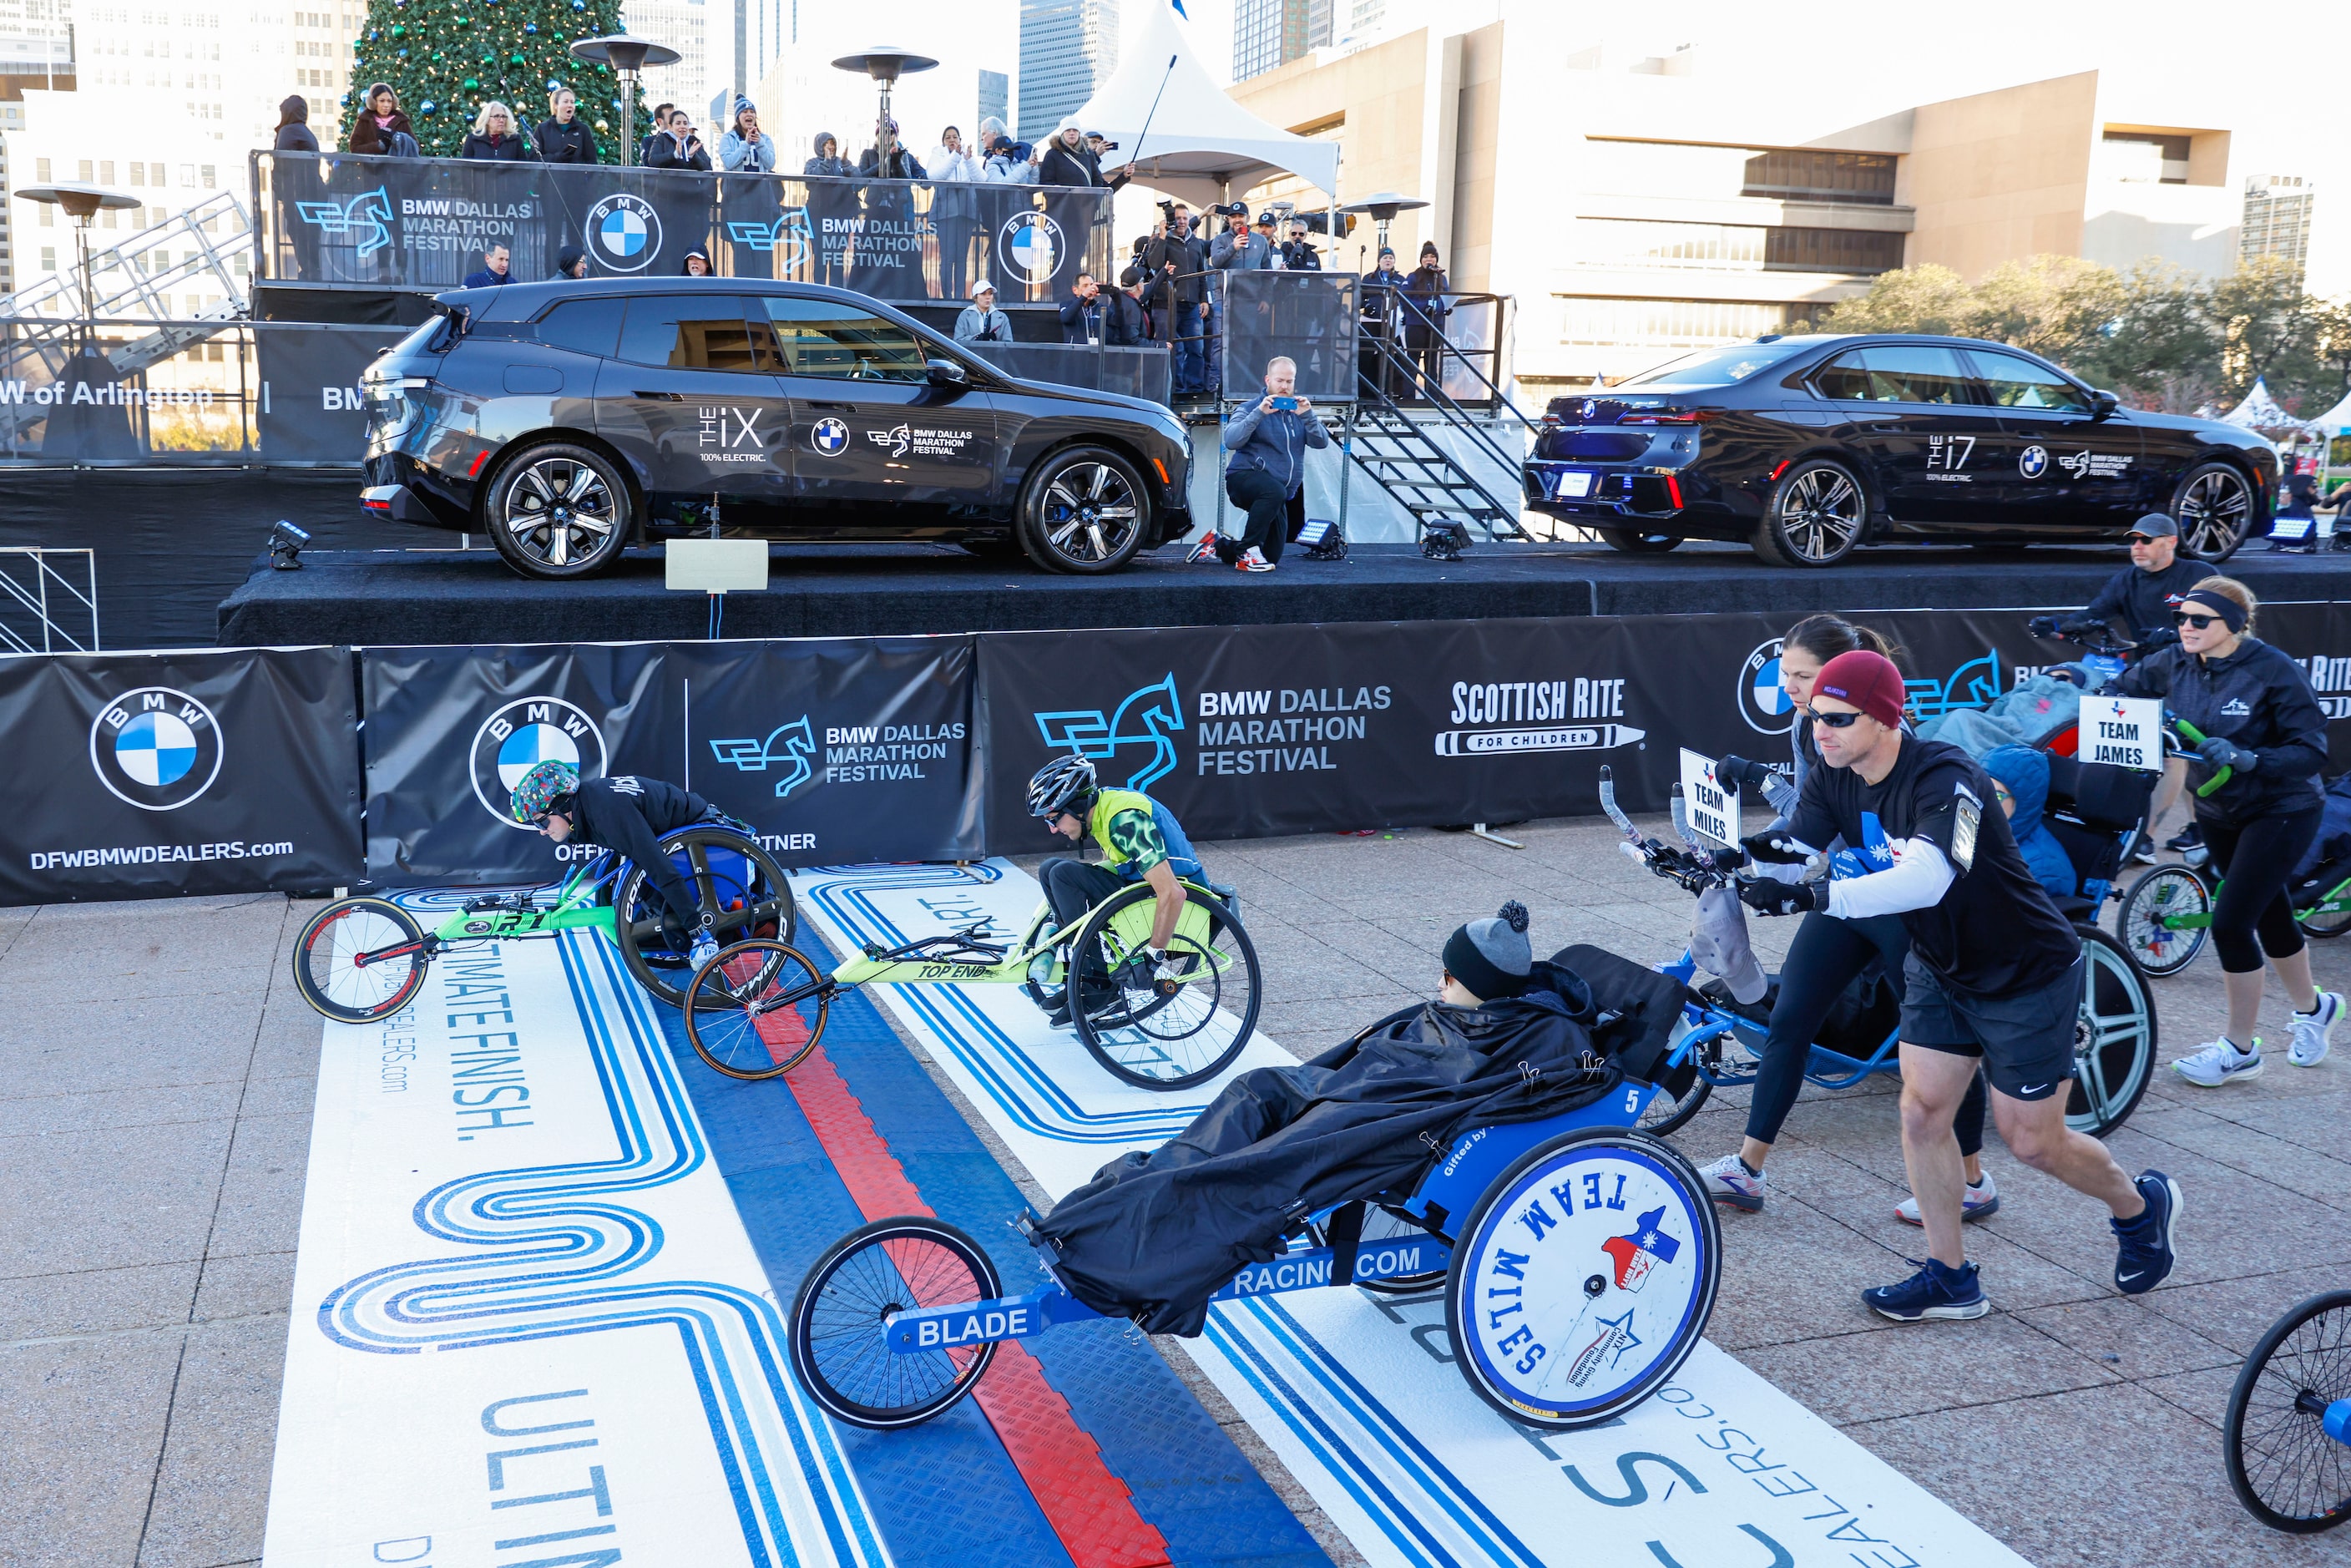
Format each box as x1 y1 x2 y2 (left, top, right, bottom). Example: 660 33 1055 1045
789 1216 1003 1431
614 827 798 1008
2298 883 2351 940
2224 1289 2351 1533
2116 864 2210 979
292 897 431 1023
1347 1204 1450 1297
2065 925 2158 1138
683 939 829 1080
1635 1024 1719 1139
1069 883 1259 1090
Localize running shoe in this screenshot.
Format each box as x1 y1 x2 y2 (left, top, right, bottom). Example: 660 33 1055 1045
2127 837 2157 865
689 933 720 973
2165 825 2204 853
1186 534 1223 564
2290 992 2342 1067
2172 1038 2263 1087
1893 1171 2000 1227
1696 1154 1766 1212
1236 547 1275 573
1863 1258 1989 1322
2112 1171 2182 1294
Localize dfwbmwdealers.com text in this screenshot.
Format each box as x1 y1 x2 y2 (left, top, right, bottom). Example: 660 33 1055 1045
31 838 299 873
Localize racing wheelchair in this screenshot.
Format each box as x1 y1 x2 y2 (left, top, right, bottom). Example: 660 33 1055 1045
290 821 795 1022
1606 768 2160 1142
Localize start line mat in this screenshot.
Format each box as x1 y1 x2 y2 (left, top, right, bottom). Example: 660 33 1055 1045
795 861 2035 1568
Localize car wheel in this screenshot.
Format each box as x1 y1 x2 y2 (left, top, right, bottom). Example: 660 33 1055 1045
1753 458 1866 567
483 443 633 579
1600 529 1681 554
2171 461 2256 561
1017 446 1150 574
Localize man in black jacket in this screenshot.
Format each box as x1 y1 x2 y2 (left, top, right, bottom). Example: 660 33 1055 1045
1144 210 1209 393
511 763 731 968
1278 218 1322 271
1059 273 1107 343
1105 270 1149 346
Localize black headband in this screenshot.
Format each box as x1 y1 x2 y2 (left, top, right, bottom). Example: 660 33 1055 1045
2182 593 2247 634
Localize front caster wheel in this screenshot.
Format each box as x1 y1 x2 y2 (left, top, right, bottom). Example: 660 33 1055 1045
292 897 431 1022
789 1216 1003 1430
683 939 829 1080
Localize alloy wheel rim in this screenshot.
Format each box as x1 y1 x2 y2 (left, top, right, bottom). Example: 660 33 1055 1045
1039 462 1139 564
504 458 618 568
2178 470 2250 556
1779 468 1861 561
2068 939 2152 1133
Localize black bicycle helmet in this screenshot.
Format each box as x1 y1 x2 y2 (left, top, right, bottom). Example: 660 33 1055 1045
1028 755 1098 821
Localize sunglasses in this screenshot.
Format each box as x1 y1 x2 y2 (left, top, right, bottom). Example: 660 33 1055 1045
1813 710 1866 728
2173 611 2225 630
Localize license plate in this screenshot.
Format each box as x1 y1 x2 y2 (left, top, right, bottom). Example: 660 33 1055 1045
1555 470 1594 498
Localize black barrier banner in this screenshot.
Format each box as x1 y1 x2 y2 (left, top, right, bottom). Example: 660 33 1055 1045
255 325 396 461
360 638 979 886
0 647 360 903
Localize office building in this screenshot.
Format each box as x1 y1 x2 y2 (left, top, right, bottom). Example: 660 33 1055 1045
978 68 1008 135
1017 0 1117 143
626 0 713 130
2240 174 2315 278
1234 0 1332 83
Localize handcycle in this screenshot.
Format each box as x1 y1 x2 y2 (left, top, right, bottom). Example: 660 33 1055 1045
2224 1289 2351 1532
681 873 1261 1089
290 821 796 1022
784 1024 1721 1433
1604 769 2160 1141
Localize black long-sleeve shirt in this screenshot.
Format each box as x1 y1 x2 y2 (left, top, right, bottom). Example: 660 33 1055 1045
2084 557 2211 644
565 775 715 921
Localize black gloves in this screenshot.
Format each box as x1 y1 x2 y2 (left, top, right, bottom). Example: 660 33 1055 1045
1716 755 1776 793
1740 830 1810 865
2028 615 2061 640
1738 878 1823 917
2030 614 2106 640
2136 625 2180 653
2198 736 2258 772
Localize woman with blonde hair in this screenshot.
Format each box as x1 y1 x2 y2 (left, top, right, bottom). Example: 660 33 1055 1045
461 101 538 161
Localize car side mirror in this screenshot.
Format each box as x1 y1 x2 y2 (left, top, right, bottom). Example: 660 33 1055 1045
2091 389 2120 420
927 358 970 388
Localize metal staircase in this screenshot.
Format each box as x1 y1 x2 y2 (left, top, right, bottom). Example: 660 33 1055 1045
1342 306 1539 544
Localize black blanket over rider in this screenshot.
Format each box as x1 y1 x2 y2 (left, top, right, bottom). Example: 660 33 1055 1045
1034 948 1684 1335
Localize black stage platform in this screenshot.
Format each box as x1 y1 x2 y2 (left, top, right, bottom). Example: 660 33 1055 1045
216 539 2351 646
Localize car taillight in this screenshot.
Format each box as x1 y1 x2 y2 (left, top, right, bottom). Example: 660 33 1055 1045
1665 474 1684 508
1618 407 1727 426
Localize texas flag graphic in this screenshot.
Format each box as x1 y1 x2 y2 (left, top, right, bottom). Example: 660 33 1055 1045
1600 1206 1683 1293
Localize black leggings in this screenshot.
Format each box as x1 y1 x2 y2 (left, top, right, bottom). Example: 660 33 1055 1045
2202 807 2323 973
1746 909 1988 1159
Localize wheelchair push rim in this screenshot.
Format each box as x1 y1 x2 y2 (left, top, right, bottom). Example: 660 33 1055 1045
789 1216 1004 1430
1444 1129 1721 1429
293 896 431 1023
2224 1289 2351 1533
1070 883 1260 1090
683 939 827 1080
2116 864 2210 979
2066 925 2157 1138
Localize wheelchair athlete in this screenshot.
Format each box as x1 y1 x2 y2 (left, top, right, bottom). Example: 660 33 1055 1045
510 761 736 972
1028 755 1205 1029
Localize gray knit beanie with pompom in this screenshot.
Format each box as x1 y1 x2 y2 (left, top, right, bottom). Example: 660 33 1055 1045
1443 900 1533 1001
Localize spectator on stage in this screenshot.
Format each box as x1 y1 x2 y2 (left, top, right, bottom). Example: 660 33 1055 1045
858 118 925 180
1212 211 1277 271
1214 356 1328 572
1107 269 1150 346
955 281 1014 343
1278 218 1322 271
680 248 712 277
462 103 539 161
980 130 1039 184
1145 207 1210 395
1059 272 1108 344
1038 121 1124 189
1359 246 1404 396
274 95 319 153
805 131 853 178
719 99 775 173
1402 240 1453 399
555 245 589 280
463 244 513 289
536 87 598 164
641 103 675 166
349 83 417 155
646 108 711 172
927 125 984 301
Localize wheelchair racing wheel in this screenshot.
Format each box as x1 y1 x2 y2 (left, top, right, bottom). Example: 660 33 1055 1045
2223 1289 2351 1532
613 826 797 1008
682 939 828 1080
1444 1129 1720 1430
2116 864 2209 979
790 1216 1004 1430
2298 883 2351 940
1069 883 1259 1090
1314 1203 1451 1297
292 896 431 1023
2065 924 2157 1139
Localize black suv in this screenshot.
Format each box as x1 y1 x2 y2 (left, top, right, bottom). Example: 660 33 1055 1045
358 278 1192 578
1524 334 2277 566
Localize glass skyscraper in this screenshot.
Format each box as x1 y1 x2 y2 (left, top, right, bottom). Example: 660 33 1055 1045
1233 0 1331 83
1018 0 1119 143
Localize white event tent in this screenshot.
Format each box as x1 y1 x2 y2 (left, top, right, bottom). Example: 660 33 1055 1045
1068 0 1341 212
2220 378 2313 434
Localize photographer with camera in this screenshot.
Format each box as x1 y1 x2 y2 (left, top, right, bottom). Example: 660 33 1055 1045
1278 217 1322 271
1145 203 1210 395
1211 357 1328 572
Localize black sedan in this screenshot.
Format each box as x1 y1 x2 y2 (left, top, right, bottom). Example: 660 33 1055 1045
1524 334 2276 566
357 278 1192 578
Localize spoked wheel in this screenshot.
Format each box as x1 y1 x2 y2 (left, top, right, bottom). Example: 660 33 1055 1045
1753 458 1865 567
1446 1129 1720 1430
292 897 432 1023
2224 1290 2351 1532
2173 462 2257 563
683 939 829 1080
2066 925 2157 1138
2298 882 2351 940
1069 883 1258 1090
614 827 797 1008
484 442 633 579
1016 445 1150 574
1636 1022 1720 1138
2116 864 2210 978
1339 1204 1450 1297
789 1216 1003 1430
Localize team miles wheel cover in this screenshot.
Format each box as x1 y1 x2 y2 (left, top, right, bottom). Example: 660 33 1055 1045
2116 865 2209 979
2065 925 2157 1138
292 897 430 1024
613 826 797 1008
789 1216 1003 1430
1445 1130 1720 1430
2223 1289 2351 1533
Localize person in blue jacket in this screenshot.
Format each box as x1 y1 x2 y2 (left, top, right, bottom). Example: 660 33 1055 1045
1982 746 2079 900
1210 356 1328 572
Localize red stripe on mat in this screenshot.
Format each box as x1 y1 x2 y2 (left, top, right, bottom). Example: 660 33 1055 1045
782 1044 1172 1568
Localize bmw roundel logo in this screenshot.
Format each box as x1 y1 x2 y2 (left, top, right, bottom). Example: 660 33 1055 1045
810 417 848 456
1737 638 1797 735
998 210 1069 286
1580 399 1598 421
469 697 608 828
584 193 661 273
2019 445 2049 478
89 686 224 812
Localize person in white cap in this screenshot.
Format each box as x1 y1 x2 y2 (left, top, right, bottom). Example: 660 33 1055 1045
954 280 1014 343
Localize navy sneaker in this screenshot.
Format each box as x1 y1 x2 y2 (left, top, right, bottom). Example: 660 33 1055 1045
1863 1257 1989 1322
2112 1171 2182 1294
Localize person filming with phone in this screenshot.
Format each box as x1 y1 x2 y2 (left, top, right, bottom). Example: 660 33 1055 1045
1210 357 1327 572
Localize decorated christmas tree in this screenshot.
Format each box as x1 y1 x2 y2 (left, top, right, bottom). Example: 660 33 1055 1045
341 0 648 162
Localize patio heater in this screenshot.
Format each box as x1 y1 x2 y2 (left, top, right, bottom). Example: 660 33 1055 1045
569 34 681 164
829 46 941 151
1339 191 1430 271
18 183 141 320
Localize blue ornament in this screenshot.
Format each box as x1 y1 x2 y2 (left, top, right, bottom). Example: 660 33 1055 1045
523 20 537 32
419 99 436 114
396 47 407 57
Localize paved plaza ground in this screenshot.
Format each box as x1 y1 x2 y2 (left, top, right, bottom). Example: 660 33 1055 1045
8 813 2351 1566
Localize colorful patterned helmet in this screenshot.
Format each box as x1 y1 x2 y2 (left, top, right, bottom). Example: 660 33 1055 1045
1027 754 1097 820
509 760 579 824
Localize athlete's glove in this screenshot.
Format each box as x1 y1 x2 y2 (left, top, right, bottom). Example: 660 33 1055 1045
2199 736 2258 772
1737 877 1823 917
2135 625 2180 654
1152 949 1189 983
2028 615 2063 640
1716 755 1776 794
1739 830 1811 866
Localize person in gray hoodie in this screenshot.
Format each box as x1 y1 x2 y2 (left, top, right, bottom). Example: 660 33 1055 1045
1213 356 1328 570
803 132 852 177
954 281 1014 343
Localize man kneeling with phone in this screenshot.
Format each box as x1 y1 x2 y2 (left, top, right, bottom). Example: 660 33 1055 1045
1209 356 1328 572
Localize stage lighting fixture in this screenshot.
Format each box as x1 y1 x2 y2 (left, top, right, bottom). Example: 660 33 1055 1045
1420 519 1470 562
1298 518 1349 561
268 519 311 571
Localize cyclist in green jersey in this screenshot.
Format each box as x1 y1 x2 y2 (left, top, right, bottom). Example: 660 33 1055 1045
1028 756 1205 1026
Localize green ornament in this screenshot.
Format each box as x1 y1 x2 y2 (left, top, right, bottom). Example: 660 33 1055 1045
463 76 479 90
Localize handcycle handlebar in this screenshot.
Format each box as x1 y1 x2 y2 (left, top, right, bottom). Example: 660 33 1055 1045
1599 768 1742 894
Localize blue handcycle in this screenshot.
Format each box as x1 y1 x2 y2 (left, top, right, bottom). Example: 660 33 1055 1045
2227 1291 2351 1531
1600 768 2159 1142
787 1061 1722 1432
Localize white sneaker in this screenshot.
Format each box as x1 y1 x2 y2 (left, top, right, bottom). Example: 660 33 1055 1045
1895 1171 2000 1226
1697 1153 1766 1212
1236 546 1275 573
1186 534 1223 564
2291 994 2342 1067
2173 1038 2264 1087
689 933 721 972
